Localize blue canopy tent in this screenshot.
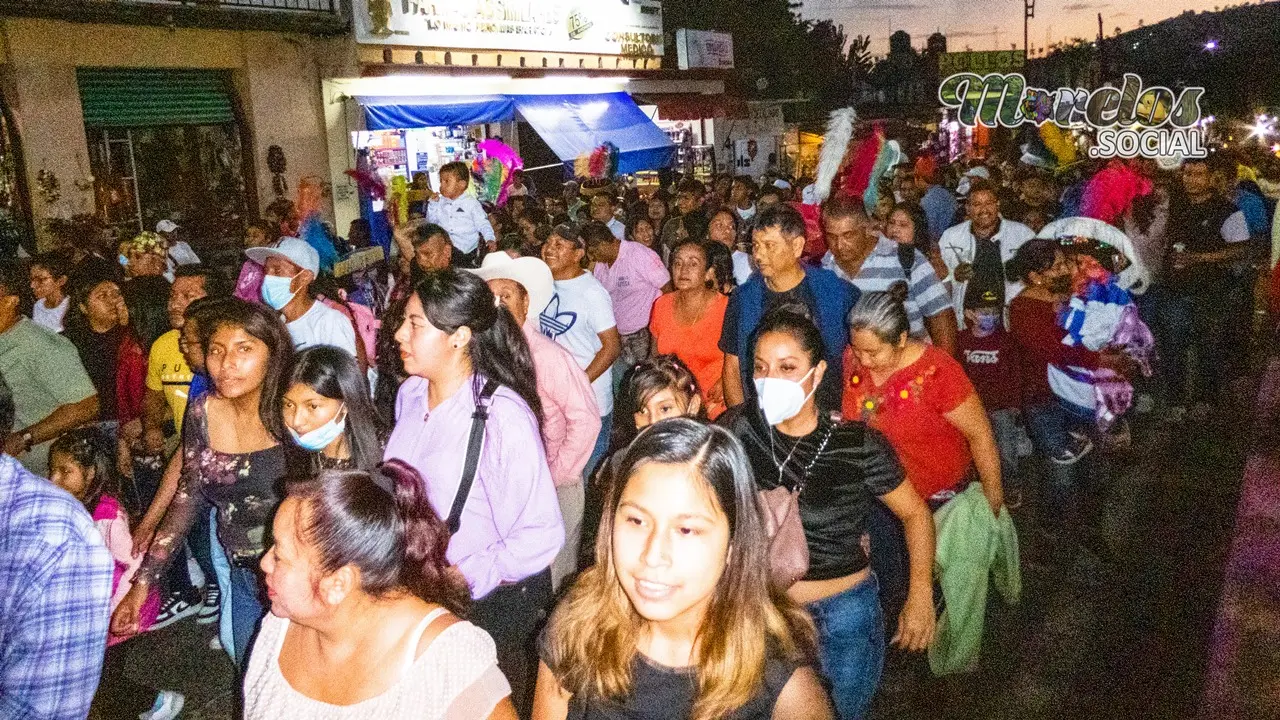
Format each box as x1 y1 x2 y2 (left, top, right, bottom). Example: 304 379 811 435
509 92 676 175
361 95 515 130
357 92 675 174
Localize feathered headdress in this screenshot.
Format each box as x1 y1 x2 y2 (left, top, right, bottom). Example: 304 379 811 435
471 139 523 207
574 142 620 181
814 107 857 203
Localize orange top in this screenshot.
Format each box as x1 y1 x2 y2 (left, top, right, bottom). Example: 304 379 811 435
649 292 729 419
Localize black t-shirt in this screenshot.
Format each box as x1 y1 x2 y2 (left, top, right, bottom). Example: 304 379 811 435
1164 195 1242 296
67 326 123 420
557 650 798 720
723 407 905 581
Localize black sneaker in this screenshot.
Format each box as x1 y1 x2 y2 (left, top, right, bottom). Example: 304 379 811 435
196 584 220 625
151 592 202 630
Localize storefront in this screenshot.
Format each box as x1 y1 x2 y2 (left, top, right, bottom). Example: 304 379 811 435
79 68 250 243
0 17 338 251
326 0 722 233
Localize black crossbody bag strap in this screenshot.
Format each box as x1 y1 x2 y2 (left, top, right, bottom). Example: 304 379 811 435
446 379 500 534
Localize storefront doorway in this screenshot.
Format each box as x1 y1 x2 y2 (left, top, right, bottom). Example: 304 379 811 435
79 68 251 247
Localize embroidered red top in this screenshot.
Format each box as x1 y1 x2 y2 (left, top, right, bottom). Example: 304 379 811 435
842 343 975 499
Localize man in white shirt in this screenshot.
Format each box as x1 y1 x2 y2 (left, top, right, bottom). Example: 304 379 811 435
540 223 621 477
731 175 758 227
246 237 358 357
939 179 1036 329
588 194 626 241
156 219 202 276
427 161 496 268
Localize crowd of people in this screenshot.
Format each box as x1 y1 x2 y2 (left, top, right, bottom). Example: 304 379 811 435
1 142 1274 720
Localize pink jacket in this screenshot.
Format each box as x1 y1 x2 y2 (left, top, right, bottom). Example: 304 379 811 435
525 327 600 487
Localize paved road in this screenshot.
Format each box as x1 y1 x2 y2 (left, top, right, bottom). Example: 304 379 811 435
92 380 1260 720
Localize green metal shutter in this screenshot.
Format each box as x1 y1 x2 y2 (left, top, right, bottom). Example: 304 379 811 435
77 68 235 128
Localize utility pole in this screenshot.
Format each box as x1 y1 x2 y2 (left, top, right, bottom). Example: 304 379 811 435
1024 0 1035 57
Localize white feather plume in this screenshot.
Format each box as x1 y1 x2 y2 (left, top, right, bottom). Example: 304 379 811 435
814 107 857 203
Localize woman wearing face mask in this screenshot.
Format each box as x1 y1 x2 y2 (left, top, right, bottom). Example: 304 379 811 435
281 346 385 472
723 305 935 720
535 418 834 720
384 268 562 717
113 299 295 666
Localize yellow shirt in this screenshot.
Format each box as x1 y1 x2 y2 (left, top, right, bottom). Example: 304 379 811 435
145 329 193 435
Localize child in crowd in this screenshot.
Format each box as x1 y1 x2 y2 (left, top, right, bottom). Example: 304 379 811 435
427 161 495 267
959 288 1025 507
581 355 703 568
48 429 184 720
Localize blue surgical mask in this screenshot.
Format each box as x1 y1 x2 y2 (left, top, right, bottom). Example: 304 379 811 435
973 311 1001 338
288 405 347 452
261 274 298 310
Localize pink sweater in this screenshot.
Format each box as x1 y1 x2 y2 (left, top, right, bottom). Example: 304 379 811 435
524 327 601 487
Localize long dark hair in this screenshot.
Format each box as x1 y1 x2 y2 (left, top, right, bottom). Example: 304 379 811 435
49 427 117 512
284 346 385 471
285 459 471 616
199 298 294 441
64 271 122 339
412 268 543 427
122 276 173 353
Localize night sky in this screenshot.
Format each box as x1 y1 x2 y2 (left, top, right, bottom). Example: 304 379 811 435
798 0 1246 55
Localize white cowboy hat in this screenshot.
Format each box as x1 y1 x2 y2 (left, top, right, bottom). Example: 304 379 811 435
468 253 555 330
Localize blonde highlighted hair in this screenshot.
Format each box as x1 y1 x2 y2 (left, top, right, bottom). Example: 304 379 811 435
542 419 817 720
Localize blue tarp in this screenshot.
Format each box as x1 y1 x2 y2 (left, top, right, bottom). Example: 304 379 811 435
510 92 676 174
362 95 515 130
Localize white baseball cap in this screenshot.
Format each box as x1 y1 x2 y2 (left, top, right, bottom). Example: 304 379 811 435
245 237 319 276
155 219 179 234
468 252 554 330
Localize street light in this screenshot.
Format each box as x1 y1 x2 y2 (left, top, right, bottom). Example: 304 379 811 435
1203 40 1219 51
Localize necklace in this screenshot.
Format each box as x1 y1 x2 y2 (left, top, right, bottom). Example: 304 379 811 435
768 422 835 491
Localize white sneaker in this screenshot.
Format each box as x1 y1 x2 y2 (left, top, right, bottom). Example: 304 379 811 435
139 690 185 720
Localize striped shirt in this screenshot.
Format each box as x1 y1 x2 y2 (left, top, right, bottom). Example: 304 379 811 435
822 236 951 338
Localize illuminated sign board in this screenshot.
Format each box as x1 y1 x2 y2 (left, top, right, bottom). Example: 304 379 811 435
355 0 665 58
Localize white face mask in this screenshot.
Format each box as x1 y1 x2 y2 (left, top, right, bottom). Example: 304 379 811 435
754 367 817 426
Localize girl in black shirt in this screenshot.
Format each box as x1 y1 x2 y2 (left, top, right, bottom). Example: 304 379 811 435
726 307 936 720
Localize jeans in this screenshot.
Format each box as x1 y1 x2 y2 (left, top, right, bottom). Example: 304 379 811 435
228 561 265 668
1023 401 1082 532
470 569 554 719
808 574 885 720
209 514 235 662
987 408 1022 492
1150 287 1242 406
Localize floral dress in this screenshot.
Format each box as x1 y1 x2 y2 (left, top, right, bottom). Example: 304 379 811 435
137 396 288 583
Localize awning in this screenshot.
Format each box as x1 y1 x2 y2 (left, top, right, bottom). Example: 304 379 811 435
511 93 675 174
360 95 515 131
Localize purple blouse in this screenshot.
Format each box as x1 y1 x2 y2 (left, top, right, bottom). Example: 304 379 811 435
383 375 563 599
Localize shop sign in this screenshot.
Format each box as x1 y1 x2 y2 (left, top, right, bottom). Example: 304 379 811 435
676 29 734 70
938 72 1208 159
371 147 409 167
355 0 664 58
938 50 1025 75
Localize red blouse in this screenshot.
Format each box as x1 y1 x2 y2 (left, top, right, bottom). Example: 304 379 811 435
842 343 974 499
